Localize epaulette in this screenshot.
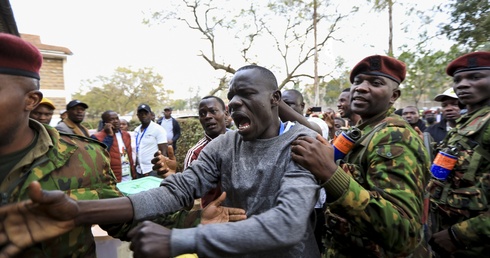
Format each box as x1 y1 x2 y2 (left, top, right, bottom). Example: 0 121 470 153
58 131 108 149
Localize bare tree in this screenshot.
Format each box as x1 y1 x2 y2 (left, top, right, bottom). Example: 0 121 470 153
369 0 395 56
148 0 355 96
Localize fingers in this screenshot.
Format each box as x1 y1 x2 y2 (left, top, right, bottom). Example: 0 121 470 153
27 181 43 203
292 135 316 146
316 134 329 146
167 146 175 160
210 192 226 207
228 212 247 222
153 150 162 158
127 222 145 239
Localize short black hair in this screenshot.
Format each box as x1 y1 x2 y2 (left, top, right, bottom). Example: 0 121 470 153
201 95 226 110
236 65 278 90
101 110 115 122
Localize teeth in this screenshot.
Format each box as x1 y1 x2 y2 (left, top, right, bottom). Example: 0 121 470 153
238 124 250 130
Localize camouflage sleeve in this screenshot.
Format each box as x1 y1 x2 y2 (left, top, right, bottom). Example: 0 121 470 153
452 212 490 248
451 139 490 248
324 125 429 254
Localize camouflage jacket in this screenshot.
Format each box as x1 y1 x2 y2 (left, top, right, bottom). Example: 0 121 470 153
428 105 490 256
322 110 430 257
0 120 122 258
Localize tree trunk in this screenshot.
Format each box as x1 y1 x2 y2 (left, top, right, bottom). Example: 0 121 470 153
388 0 393 57
313 0 320 106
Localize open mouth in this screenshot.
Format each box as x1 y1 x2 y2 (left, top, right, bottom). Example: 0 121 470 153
232 113 251 132
205 122 217 129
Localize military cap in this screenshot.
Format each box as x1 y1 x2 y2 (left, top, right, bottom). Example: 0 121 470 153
0 33 42 80
67 99 89 109
350 55 406 84
446 51 490 76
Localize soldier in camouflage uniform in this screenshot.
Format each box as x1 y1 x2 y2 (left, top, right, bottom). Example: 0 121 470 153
0 33 244 258
428 51 490 257
0 32 125 257
291 55 431 257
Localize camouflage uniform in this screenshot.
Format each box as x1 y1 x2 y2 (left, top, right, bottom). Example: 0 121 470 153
322 108 430 257
0 120 203 257
428 105 490 257
0 119 122 258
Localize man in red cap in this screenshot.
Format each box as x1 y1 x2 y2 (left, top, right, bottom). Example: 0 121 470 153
291 55 430 256
427 51 490 257
0 33 247 258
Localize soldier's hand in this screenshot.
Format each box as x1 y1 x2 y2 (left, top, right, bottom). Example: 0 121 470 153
0 181 77 258
201 192 247 225
291 134 337 182
429 229 458 256
151 146 177 178
128 221 171 258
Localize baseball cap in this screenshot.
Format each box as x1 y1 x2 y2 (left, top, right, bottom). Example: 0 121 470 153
39 97 55 110
137 104 152 113
434 88 458 102
66 100 88 109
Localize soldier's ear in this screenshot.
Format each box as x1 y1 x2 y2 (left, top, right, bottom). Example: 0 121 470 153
390 87 401 105
25 90 42 111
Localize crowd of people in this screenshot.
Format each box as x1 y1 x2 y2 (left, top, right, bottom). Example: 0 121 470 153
0 32 489 258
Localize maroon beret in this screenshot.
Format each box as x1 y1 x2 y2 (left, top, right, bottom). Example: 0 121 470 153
446 51 490 76
0 33 42 80
350 55 406 84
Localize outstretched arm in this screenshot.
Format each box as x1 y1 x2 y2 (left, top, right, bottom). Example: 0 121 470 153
278 100 322 135
0 181 134 258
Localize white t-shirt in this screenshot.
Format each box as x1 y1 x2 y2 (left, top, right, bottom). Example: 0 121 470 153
307 117 330 139
160 118 174 142
134 121 167 173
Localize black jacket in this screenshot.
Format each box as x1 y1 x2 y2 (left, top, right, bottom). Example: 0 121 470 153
424 118 449 144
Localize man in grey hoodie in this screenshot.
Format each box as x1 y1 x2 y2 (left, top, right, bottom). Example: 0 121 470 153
0 65 321 258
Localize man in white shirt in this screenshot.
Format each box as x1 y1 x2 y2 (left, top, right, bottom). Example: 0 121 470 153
159 107 181 151
134 104 168 178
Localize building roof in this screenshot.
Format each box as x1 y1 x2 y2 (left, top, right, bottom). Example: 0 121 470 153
21 34 73 56
0 1 72 56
